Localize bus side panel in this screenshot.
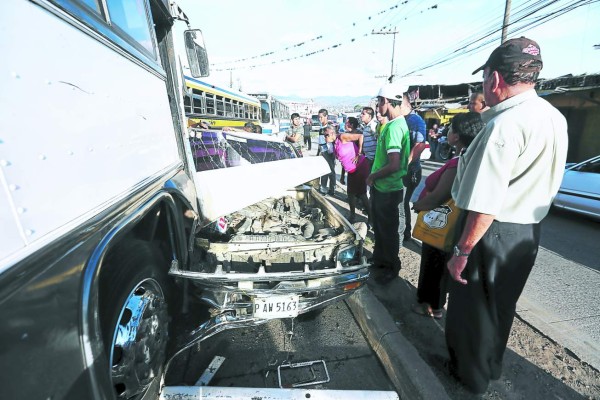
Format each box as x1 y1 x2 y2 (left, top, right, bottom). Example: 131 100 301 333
0 2 180 260
0 181 26 258
0 237 94 399
0 177 183 399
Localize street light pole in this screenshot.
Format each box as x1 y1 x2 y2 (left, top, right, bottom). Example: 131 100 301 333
372 28 399 83
501 0 512 43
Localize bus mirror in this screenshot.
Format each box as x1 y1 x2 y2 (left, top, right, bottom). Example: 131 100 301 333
184 29 209 78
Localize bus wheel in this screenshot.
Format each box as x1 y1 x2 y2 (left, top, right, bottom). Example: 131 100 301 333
100 240 170 400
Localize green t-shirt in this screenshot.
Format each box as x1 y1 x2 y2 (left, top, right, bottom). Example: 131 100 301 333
371 117 410 192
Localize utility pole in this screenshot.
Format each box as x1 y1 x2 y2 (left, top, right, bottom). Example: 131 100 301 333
372 28 398 83
501 0 512 44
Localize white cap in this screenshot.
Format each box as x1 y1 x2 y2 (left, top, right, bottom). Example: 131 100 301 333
376 83 408 100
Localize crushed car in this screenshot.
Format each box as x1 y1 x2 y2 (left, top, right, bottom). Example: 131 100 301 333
169 129 370 341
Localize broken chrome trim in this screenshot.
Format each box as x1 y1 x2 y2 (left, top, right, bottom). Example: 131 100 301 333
191 266 368 332
166 271 368 369
164 270 369 375
169 257 369 283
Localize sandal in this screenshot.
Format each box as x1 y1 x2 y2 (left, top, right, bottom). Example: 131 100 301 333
412 303 443 319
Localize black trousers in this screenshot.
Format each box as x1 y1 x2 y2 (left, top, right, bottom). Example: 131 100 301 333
402 164 422 237
370 187 404 272
416 242 449 310
446 220 540 393
320 152 336 194
304 135 311 150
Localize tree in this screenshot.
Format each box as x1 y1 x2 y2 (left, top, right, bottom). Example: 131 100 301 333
353 104 363 112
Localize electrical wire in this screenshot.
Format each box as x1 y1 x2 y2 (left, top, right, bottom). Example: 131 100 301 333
401 0 597 78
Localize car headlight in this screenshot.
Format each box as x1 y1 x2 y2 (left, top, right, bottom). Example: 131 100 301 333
337 245 357 266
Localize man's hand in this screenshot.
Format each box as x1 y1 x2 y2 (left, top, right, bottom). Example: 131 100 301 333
366 174 374 187
447 255 468 285
353 155 359 164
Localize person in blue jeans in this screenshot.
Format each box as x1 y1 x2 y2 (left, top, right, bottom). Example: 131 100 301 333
428 123 439 160
319 125 337 196
400 97 427 241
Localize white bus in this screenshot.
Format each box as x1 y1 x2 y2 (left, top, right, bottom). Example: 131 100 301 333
248 92 291 136
0 1 207 398
0 2 370 399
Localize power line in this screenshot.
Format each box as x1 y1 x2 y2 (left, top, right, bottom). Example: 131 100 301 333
213 3 439 71
211 0 410 67
401 0 596 78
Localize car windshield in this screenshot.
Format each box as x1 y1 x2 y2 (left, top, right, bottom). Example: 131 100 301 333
189 130 297 172
311 115 319 124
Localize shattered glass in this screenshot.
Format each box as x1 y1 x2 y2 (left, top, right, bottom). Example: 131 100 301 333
189 129 297 172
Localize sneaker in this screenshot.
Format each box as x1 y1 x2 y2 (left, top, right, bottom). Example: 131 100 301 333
327 191 336 197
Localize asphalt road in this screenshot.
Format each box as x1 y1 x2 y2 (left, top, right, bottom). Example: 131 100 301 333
166 302 397 392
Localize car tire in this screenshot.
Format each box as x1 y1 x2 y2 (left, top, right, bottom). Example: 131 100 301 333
437 142 453 161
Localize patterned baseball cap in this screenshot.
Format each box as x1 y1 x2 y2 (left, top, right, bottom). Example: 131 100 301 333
472 37 543 75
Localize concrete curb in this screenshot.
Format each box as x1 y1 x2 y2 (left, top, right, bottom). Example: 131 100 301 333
346 287 450 400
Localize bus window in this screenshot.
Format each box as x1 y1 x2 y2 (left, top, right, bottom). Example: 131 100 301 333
260 101 270 123
105 0 156 58
80 0 102 14
192 96 203 114
206 93 215 115
225 98 233 117
216 95 224 116
184 94 191 114
191 89 204 114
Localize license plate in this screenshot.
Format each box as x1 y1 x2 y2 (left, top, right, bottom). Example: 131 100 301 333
253 295 300 319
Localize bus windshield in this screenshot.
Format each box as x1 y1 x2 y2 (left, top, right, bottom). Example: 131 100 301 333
259 100 270 123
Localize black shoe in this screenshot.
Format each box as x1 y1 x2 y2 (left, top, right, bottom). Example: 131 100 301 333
327 191 336 197
374 265 400 284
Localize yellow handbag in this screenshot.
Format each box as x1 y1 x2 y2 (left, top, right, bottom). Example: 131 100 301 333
412 198 462 252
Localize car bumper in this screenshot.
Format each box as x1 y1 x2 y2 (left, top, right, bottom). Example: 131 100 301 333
169 261 369 341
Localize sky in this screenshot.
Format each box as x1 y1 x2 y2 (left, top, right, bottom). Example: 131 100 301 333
177 0 600 99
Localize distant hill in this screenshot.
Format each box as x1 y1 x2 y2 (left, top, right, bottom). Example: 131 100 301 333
278 95 374 110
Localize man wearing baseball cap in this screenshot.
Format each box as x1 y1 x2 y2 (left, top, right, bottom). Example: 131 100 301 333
366 83 411 284
445 37 568 393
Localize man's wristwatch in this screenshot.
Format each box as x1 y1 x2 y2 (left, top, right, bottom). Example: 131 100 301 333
453 245 470 257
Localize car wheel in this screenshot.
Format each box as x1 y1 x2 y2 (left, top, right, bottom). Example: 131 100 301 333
99 240 171 400
438 142 453 161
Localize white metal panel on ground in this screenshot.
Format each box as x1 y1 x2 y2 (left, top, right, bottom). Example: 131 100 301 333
194 156 329 223
161 386 399 400
0 2 180 252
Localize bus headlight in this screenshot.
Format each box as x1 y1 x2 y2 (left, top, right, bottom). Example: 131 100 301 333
337 245 357 266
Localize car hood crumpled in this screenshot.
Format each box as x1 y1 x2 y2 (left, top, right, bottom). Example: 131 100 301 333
190 130 329 225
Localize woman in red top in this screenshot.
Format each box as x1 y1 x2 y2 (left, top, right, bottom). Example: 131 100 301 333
411 112 484 318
